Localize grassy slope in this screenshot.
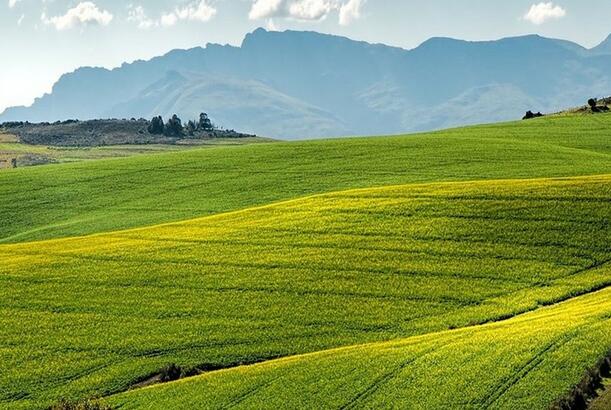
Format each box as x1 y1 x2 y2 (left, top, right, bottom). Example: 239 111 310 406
0 176 609 409
1 115 610 244
110 286 611 410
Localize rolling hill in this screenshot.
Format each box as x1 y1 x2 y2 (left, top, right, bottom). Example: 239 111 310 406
0 114 611 409
2 29 611 138
0 113 610 409
109 286 611 409
1 175 609 409
1 114 610 245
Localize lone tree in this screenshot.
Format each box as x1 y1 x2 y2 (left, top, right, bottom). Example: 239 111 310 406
147 116 164 134
198 113 213 131
164 114 184 137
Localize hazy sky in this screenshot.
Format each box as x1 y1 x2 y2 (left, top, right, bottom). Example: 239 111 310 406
1 0 610 112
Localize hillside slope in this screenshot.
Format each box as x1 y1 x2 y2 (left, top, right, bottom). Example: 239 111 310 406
2 29 611 138
0 175 609 409
110 286 611 410
1 114 610 244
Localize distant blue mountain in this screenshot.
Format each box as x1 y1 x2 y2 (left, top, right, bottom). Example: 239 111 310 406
2 29 610 139
591 34 611 56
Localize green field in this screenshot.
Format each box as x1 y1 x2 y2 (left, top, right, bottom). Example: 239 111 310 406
0 114 610 409
1 115 610 244
110 287 611 409
1 176 610 408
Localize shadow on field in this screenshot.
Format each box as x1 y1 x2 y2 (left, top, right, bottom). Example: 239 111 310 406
551 350 611 410
130 357 283 390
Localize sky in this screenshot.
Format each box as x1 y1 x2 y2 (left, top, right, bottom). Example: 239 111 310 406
1 0 610 113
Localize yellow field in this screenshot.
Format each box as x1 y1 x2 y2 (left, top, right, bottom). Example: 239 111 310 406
110 285 611 409
0 175 609 408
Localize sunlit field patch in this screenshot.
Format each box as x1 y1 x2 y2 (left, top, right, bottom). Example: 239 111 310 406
0 175 609 408
1 114 610 244
110 286 611 410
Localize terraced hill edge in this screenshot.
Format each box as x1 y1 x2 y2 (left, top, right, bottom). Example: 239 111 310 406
107 285 611 409
1 175 609 409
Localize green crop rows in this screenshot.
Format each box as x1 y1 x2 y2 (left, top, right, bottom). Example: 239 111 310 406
1 115 610 244
110 286 611 409
0 114 610 409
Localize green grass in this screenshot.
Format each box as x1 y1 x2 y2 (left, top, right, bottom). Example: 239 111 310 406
108 286 611 410
1 114 610 409
0 175 609 409
1 114 610 244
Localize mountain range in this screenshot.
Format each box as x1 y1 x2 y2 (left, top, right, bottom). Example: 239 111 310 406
2 28 611 139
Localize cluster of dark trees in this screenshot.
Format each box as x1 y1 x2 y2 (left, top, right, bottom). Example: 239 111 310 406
147 113 214 137
1 118 144 129
0 121 28 128
587 98 610 113
522 110 544 120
